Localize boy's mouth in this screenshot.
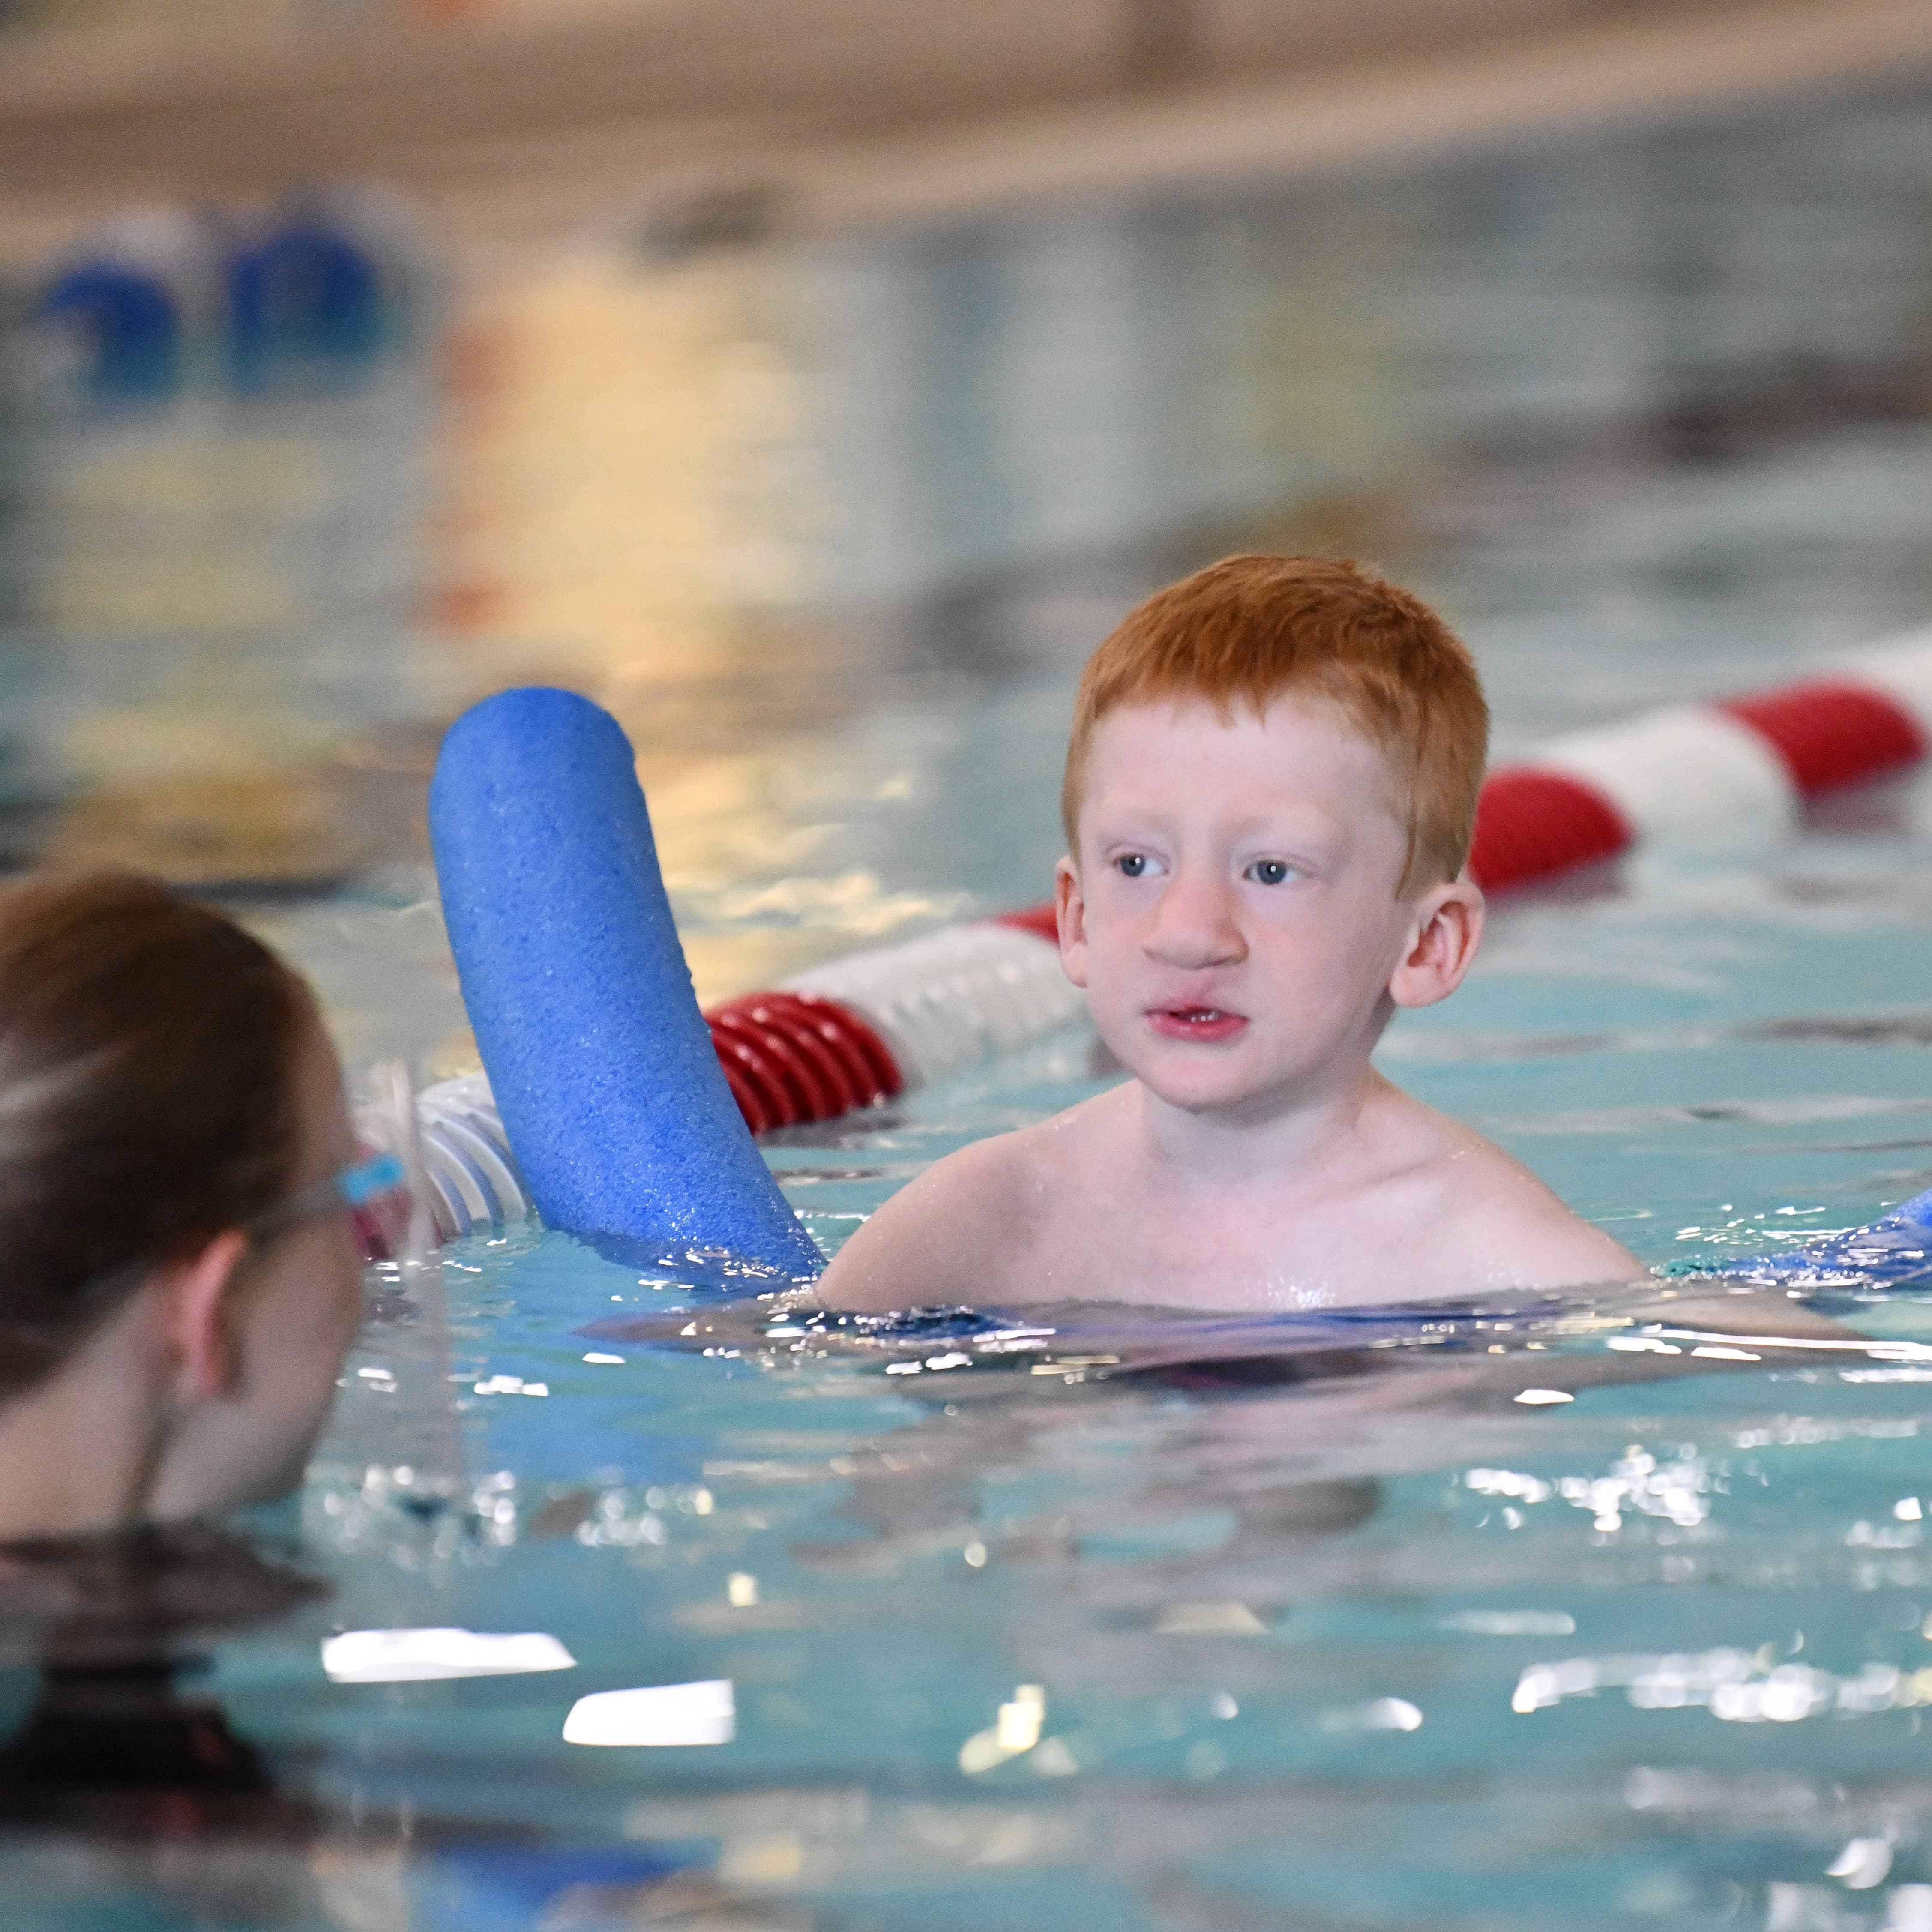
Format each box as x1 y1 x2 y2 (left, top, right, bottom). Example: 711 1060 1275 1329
1147 1005 1248 1044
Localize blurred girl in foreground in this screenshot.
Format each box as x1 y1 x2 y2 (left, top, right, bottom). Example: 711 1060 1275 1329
0 871 380 1540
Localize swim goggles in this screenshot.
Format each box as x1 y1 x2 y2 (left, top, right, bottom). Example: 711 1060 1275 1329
47 1150 415 1328
244 1149 412 1263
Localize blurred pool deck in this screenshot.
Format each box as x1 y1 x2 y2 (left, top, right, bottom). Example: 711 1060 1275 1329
2 0 1932 264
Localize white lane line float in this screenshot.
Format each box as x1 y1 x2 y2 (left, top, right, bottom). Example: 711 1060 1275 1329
387 626 1932 1239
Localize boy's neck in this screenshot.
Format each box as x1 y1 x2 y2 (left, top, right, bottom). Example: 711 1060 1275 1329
1131 1055 1387 1187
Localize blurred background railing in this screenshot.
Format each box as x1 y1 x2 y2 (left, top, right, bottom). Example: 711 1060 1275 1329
5 0 1931 264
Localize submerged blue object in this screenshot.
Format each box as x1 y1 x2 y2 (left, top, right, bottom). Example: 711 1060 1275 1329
1701 1186 1932 1287
429 687 824 1276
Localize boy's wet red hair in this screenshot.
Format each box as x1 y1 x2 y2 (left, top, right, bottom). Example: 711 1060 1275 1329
1062 554 1489 893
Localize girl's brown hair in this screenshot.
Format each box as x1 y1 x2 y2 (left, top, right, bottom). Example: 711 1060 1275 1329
0 872 311 1397
1062 555 1491 893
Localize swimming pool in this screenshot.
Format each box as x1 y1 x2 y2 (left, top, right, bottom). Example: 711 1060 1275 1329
13 78 1932 1932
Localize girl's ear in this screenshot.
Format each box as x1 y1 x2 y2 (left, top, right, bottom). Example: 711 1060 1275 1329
157 1230 253 1400
1388 876 1485 1011
1054 856 1090 989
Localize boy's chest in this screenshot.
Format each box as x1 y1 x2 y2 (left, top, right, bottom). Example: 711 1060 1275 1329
1015 1164 1452 1310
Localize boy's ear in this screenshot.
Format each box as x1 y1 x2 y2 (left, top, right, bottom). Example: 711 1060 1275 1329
1054 856 1089 989
1388 876 1485 1011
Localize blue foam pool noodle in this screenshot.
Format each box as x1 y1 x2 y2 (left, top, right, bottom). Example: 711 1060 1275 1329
429 687 823 1276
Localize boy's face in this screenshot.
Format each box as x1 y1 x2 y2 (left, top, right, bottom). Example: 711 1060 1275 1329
1058 697 1479 1120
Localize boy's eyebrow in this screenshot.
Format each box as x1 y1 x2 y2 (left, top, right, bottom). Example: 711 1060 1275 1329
1086 809 1352 863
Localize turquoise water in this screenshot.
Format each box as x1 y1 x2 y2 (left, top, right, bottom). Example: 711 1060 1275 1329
12 81 1932 1932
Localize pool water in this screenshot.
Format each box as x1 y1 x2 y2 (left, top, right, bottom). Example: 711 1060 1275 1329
12 78 1932 1932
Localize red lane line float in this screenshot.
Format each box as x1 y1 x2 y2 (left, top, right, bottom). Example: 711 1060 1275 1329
994 903 1063 944
1464 768 1632 896
705 920 1084 1137
1717 680 1927 794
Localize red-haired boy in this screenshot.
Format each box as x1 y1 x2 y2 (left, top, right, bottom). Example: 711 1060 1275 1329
822 555 1638 1311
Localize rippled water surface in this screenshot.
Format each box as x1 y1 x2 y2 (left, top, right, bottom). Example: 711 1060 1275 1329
11 77 1932 1932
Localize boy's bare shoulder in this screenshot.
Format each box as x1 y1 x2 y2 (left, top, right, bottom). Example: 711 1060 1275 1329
1400 1103 1640 1290
816 1113 1070 1312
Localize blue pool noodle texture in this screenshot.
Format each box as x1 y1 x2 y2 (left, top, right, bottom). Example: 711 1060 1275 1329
430 688 823 1277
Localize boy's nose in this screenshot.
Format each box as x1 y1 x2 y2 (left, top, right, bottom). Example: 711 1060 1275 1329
1144 864 1246 970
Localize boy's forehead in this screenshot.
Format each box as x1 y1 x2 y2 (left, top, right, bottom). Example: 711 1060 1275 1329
1085 693 1400 788
1072 695 1411 858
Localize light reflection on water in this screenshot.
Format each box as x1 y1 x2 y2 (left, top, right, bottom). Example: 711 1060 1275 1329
261 1253 1932 1927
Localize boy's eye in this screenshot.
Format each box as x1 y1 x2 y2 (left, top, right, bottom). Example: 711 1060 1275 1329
1247 858 1294 886
1115 853 1148 878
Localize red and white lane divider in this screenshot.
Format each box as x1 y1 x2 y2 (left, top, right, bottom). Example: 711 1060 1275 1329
1466 626 1932 891
379 912 1088 1237
702 906 1079 1135
392 625 1932 1233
